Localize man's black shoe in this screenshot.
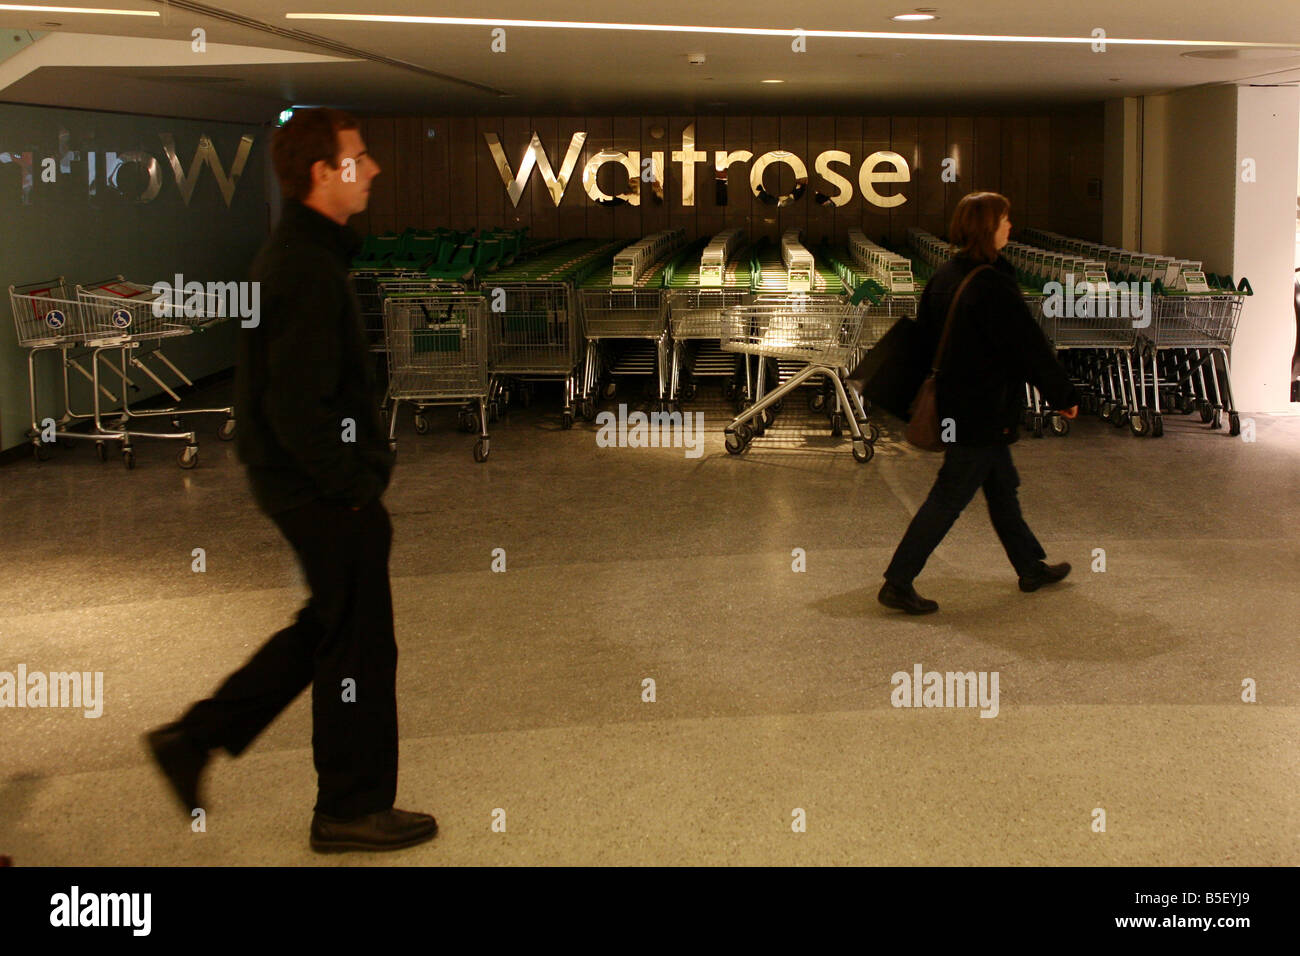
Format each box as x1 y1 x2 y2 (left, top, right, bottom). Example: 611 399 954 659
1018 561 1072 592
878 581 939 615
144 722 209 816
310 808 439 853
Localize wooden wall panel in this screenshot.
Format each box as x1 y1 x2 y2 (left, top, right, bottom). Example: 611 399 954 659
749 116 780 242
421 116 449 229
640 116 670 238
831 116 861 245
393 117 422 231
777 115 808 242
888 116 918 244
612 115 641 239
1001 117 1029 220
860 117 891 243
1025 116 1052 231
915 116 947 237
447 116 476 231
667 115 699 239
944 116 975 234
474 117 505 233
581 116 613 239
362 116 397 235
694 114 725 241
722 115 752 237
805 115 836 248
973 115 1001 197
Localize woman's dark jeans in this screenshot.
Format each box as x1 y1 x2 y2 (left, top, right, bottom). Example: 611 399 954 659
885 443 1046 587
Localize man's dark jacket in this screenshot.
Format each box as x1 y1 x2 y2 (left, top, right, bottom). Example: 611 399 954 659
914 252 1079 445
235 200 393 515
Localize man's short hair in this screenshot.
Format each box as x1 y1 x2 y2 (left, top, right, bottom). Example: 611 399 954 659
271 108 360 202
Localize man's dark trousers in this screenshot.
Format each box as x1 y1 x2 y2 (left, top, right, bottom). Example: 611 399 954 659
885 443 1046 586
179 497 398 819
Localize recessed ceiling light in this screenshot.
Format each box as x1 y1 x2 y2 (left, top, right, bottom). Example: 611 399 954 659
761 78 785 84
892 13 938 21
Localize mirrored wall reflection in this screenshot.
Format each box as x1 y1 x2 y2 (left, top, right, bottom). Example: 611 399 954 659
0 128 257 206
750 150 807 207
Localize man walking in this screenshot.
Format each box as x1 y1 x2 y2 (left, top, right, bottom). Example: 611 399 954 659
146 108 436 853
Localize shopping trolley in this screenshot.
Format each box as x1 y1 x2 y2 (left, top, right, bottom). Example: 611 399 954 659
486 281 585 428
1036 289 1142 437
1140 284 1249 436
721 295 877 462
666 287 752 406
77 277 235 446
576 287 673 416
383 291 491 462
9 278 104 461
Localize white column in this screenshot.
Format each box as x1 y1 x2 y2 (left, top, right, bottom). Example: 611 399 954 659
1232 85 1300 413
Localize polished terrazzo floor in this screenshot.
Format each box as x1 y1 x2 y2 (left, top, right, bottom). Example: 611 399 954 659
1 378 1297 865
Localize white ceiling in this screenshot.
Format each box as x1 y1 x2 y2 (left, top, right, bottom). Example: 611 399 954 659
2 0 1299 121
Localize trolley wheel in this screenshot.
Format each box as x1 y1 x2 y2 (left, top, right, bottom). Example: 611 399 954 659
1151 413 1164 438
412 413 430 435
1031 414 1044 438
830 411 844 437
33 440 52 462
1129 410 1149 436
1198 401 1213 424
851 438 874 463
178 444 199 469
1210 407 1222 430
1049 414 1069 437
760 406 776 428
1228 411 1240 437
561 410 574 430
681 381 697 403
725 423 752 455
473 437 489 463
95 440 108 463
1098 400 1112 421
808 390 827 413
1111 405 1128 427
122 447 136 470
1178 394 1196 415
217 417 236 441
388 440 397 453
867 422 881 444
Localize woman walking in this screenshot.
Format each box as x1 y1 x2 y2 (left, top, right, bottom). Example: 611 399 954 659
879 192 1080 615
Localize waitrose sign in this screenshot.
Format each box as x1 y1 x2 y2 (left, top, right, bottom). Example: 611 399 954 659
486 123 912 209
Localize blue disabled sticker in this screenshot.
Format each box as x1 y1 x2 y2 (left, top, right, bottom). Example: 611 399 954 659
45 309 65 329
111 308 131 329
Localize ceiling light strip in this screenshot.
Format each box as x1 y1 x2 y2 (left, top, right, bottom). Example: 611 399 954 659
0 4 158 13
284 14 1300 49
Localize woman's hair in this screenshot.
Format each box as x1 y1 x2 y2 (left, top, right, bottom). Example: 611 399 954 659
948 191 1011 263
272 107 360 202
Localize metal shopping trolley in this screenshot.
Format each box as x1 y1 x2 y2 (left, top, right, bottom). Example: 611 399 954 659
8 278 103 461
1140 285 1249 436
721 295 877 462
77 276 235 445
487 281 584 429
1037 289 1143 437
576 286 671 418
666 287 752 406
383 291 491 462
